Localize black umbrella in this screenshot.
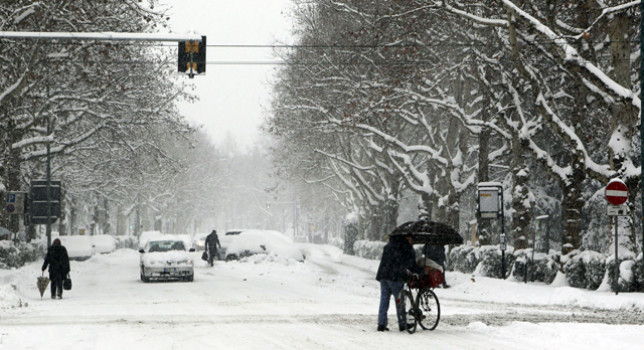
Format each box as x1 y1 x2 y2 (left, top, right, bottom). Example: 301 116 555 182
390 220 463 245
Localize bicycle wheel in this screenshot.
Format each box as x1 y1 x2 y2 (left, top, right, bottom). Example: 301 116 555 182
402 290 417 334
417 288 440 330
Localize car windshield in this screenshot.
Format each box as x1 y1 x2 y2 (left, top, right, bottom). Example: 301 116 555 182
148 240 185 252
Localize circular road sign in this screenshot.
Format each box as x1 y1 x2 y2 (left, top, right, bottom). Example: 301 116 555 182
6 204 15 213
605 180 628 206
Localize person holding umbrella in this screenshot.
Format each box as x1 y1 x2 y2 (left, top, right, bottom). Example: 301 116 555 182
41 238 70 300
375 233 424 332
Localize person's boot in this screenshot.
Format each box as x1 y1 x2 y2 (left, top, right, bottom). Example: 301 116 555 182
377 325 389 332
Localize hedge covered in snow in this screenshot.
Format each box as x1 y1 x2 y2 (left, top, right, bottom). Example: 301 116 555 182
511 249 559 284
353 239 429 261
0 240 46 269
562 250 605 290
603 254 644 293
449 244 643 292
353 240 642 292
353 240 386 260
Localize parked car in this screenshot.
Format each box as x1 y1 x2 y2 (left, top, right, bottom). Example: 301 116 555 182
89 235 117 254
192 233 208 251
222 229 305 262
59 235 93 261
139 235 195 282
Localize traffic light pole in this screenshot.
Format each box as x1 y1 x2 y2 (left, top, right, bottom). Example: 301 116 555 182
46 116 52 248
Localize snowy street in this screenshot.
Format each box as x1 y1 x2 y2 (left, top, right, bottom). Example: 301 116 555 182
1 244 643 350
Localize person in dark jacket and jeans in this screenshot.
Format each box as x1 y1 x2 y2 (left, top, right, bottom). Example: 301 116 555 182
42 238 70 300
205 230 221 267
376 234 423 332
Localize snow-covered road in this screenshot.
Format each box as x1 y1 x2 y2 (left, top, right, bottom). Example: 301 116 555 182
1 244 643 349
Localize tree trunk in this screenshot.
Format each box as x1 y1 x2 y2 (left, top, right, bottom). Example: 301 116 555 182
2 119 22 235
510 137 533 250
369 206 383 241
608 12 638 255
69 199 77 236
560 161 585 254
477 106 494 245
59 190 67 236
382 198 399 238
417 193 432 220
116 205 127 235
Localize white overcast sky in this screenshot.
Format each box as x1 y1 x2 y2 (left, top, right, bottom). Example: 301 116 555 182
160 0 294 149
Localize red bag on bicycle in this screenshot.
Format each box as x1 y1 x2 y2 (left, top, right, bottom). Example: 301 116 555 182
428 269 443 288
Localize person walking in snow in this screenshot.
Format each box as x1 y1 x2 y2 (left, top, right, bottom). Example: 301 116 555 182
41 238 70 300
375 233 423 332
205 229 221 266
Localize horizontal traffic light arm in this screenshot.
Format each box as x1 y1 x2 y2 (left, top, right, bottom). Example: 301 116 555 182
0 31 203 42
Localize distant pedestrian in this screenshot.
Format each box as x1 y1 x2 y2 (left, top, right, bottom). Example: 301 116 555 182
376 234 423 332
41 238 70 299
205 230 221 266
423 243 448 288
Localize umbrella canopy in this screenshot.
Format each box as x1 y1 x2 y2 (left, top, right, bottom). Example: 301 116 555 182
37 275 50 299
390 220 463 245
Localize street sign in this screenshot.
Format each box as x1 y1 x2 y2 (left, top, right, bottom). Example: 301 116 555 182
4 191 26 215
607 204 629 216
478 183 503 219
29 180 62 224
605 179 628 206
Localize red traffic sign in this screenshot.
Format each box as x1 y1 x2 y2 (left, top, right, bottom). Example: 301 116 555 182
605 180 628 206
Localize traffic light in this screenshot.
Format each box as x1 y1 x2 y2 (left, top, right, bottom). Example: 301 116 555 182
178 35 206 77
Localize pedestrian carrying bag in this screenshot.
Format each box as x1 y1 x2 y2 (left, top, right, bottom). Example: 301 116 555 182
63 274 72 290
201 251 208 261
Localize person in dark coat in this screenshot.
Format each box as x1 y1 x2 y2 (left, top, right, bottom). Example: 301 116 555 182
424 243 448 288
205 230 221 267
41 238 70 300
376 234 424 332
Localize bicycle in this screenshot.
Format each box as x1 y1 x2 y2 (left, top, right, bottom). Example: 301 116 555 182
399 270 442 334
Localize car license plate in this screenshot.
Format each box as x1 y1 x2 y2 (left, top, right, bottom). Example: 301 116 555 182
163 268 176 273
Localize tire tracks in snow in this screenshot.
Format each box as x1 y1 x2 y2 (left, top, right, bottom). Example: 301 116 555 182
3 307 641 328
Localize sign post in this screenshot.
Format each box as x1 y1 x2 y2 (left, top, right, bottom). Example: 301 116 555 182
478 182 506 279
605 179 629 295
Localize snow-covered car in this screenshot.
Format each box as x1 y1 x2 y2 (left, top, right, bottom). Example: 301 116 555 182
173 234 193 252
192 233 208 251
222 229 305 262
89 235 117 254
139 235 195 282
59 235 93 261
138 230 164 250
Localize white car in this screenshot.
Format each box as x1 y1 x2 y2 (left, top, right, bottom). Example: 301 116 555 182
222 229 305 262
89 235 117 254
139 236 195 282
138 230 164 250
